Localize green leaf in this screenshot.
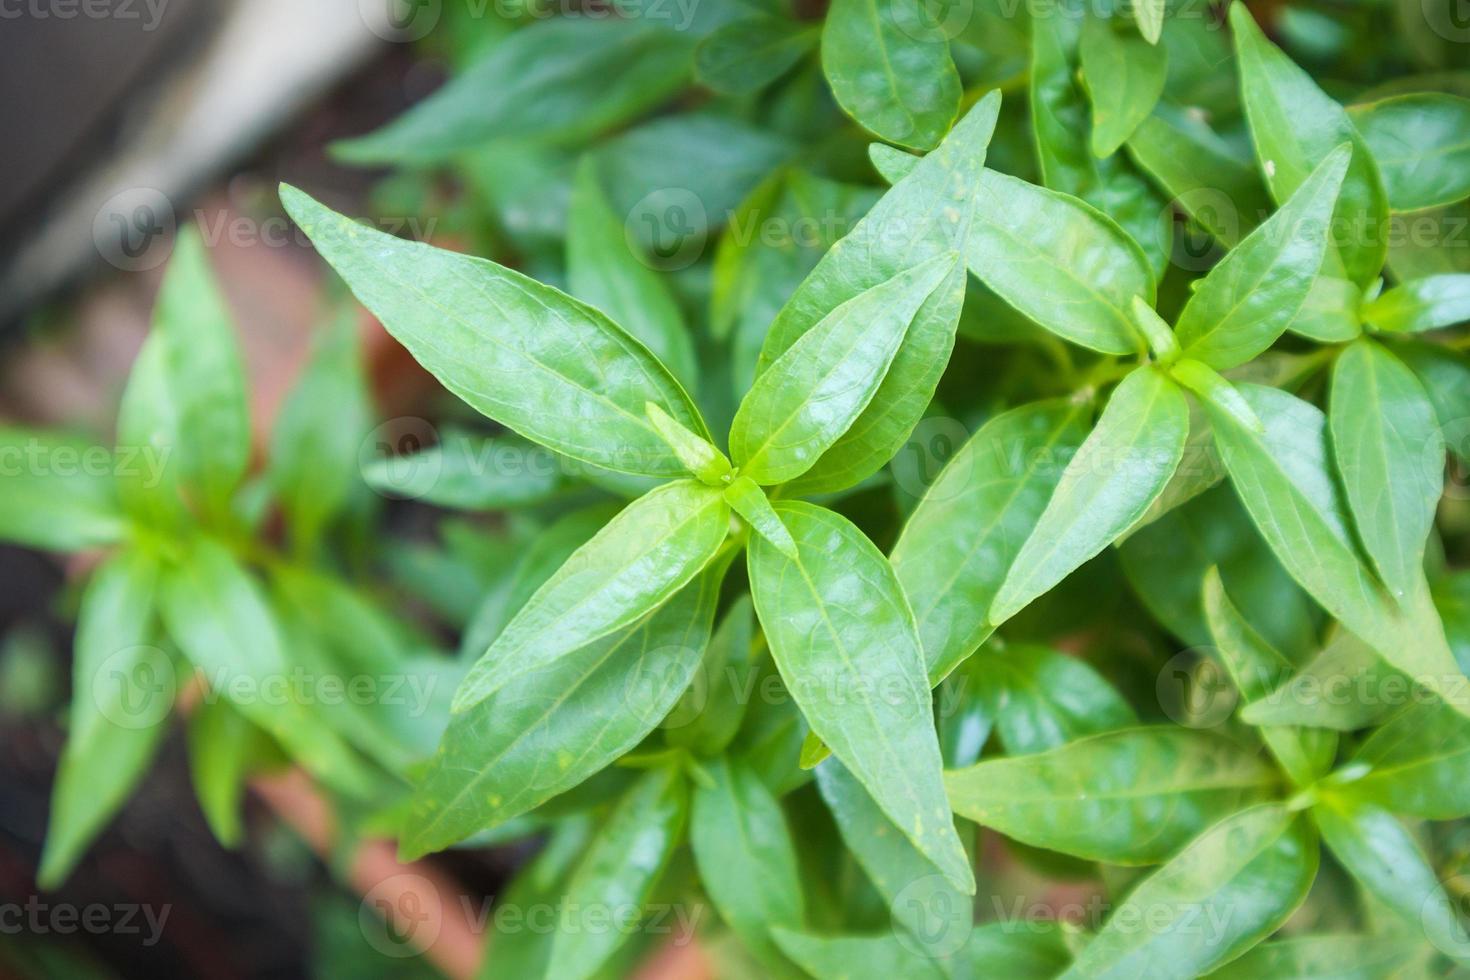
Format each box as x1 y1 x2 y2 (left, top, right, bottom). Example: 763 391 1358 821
691 756 805 971
990 367 1190 624
187 700 258 847
333 18 695 164
269 308 370 547
281 185 708 479
666 595 758 756
115 332 187 529
967 171 1155 355
732 252 959 486
1335 698 1470 818
567 158 697 388
757 95 999 494
547 766 689 980
1238 630 1399 732
1397 340 1470 464
724 476 797 558
475 817 594 980
1203 934 1421 979
815 759 972 954
1230 2 1389 287
1363 273 1470 333
645 403 731 486
453 480 730 713
1135 0 1165 43
944 728 1279 864
748 501 974 893
1202 568 1337 786
361 429 565 512
404 560 726 859
772 929 946 980
974 644 1138 756
820 0 961 150
157 537 375 796
695 15 816 95
1174 146 1350 370
1031 12 1172 274
1200 382 1464 704
1125 106 1273 248
0 428 126 551
1080 15 1167 157
1059 805 1317 978
152 226 250 514
1312 793 1466 957
891 400 1089 683
1350 94 1470 212
1329 338 1444 598
1288 267 1364 343
39 550 166 888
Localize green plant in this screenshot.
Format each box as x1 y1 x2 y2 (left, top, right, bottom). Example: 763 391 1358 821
6 1 1470 978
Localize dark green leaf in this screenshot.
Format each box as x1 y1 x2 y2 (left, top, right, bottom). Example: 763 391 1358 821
696 15 816 95
1350 94 1470 212
1363 274 1470 333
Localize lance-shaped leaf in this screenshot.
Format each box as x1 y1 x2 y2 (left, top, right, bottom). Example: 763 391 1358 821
724 476 796 558
1334 699 1470 818
1329 339 1445 599
892 400 1088 683
152 226 250 514
820 0 960 150
695 15 816 96
1135 0 1165 43
281 186 708 479
1126 106 1273 248
1363 273 1470 333
115 332 187 529
816 760 972 953
333 17 694 164
968 171 1154 355
990 367 1189 625
645 403 731 486
270 308 371 545
732 252 958 486
1239 630 1400 732
405 560 726 859
1230 3 1388 287
157 538 375 796
187 700 260 847
546 766 689 980
362 429 565 512
748 501 974 893
453 480 729 713
1312 794 1466 958
773 929 947 980
39 550 167 887
1174 146 1350 370
1349 94 1470 213
756 95 999 494
1059 806 1317 978
691 756 805 971
0 428 126 552
1199 382 1465 705
944 728 1279 864
1204 935 1422 979
1080 15 1167 158
1203 569 1337 787
568 159 697 388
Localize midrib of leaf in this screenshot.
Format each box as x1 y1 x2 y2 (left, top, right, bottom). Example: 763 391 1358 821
777 530 935 851
1356 348 1410 586
1182 208 1315 355
970 770 1278 806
